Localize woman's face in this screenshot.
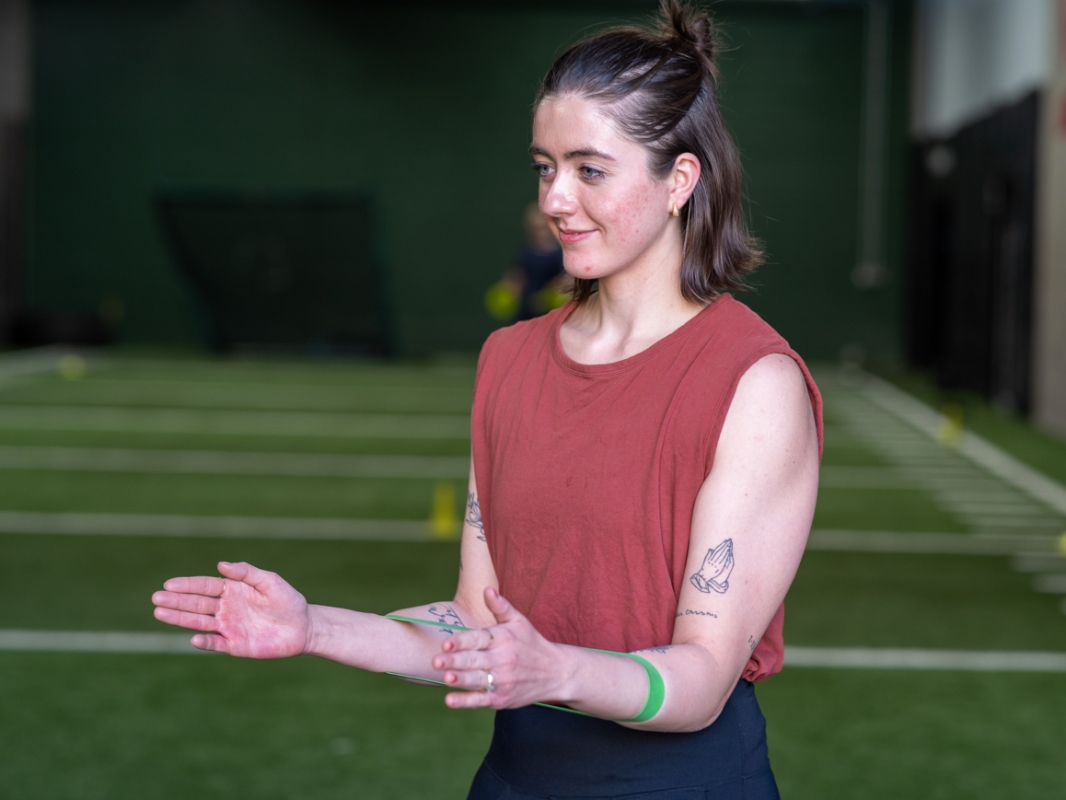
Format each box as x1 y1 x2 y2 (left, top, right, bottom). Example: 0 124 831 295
531 94 676 282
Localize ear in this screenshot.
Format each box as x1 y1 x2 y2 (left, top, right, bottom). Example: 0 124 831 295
669 153 702 211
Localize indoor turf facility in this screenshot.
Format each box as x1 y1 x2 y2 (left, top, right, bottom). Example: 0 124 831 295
3 0 1066 797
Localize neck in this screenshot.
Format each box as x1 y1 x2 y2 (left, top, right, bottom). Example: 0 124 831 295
563 231 706 364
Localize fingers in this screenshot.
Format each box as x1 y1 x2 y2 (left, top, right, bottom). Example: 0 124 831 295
162 576 226 596
484 587 521 625
153 606 219 632
441 666 494 692
152 591 219 616
442 627 494 654
445 688 496 709
190 633 231 654
218 561 272 589
433 648 490 672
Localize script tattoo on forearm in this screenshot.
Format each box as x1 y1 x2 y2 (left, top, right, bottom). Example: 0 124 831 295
466 492 485 541
689 538 734 594
676 609 718 619
636 645 675 654
748 635 757 653
427 604 465 634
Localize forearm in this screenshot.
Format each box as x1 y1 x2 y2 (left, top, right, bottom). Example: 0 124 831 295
555 642 734 733
305 600 483 680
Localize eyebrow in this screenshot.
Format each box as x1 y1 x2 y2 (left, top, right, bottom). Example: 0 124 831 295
530 145 617 162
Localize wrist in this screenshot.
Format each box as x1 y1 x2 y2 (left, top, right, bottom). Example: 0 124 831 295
303 604 328 657
551 643 584 705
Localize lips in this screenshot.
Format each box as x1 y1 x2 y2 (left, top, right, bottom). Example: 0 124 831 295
557 228 594 245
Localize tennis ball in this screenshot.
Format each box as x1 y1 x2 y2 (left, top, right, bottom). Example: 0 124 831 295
1057 531 1066 556
485 282 519 320
58 354 87 381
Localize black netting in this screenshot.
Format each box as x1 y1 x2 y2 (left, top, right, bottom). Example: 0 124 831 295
155 192 392 353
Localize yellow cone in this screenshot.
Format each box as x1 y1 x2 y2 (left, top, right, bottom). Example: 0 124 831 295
936 403 963 448
429 482 460 541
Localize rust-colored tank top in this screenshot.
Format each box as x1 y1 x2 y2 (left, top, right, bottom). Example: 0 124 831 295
471 295 823 682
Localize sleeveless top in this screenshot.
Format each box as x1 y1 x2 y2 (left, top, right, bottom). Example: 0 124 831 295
471 295 823 682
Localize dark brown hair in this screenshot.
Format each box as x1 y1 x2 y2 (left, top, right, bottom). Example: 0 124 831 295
536 0 762 304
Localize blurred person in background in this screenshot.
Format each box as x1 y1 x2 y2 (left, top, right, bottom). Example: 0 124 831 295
486 203 566 322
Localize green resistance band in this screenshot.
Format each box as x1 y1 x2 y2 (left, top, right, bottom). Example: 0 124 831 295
383 614 665 723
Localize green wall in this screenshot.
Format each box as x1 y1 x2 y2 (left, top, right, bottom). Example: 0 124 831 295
30 0 909 360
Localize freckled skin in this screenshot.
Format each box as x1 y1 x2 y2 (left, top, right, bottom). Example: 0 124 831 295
531 95 675 283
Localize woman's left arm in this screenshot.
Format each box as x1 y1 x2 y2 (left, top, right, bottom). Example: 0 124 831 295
435 353 820 732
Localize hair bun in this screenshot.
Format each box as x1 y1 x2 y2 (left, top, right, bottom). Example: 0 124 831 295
659 0 719 82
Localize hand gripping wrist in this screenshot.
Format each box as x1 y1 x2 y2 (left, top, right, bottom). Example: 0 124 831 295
383 615 665 722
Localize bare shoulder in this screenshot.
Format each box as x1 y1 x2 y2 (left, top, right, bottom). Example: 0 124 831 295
718 353 817 466
731 353 812 422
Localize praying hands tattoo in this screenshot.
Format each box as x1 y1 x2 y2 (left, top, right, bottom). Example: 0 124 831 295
466 492 485 541
689 538 735 594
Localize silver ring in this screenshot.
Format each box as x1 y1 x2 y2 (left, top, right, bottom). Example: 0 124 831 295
485 671 495 693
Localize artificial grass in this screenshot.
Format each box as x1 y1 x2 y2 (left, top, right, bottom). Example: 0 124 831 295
4 535 1064 654
0 428 474 455
0 471 467 519
812 487 967 533
0 537 463 632
786 551 1066 651
873 365 1066 489
0 652 494 800
760 669 1066 800
0 377 475 414
3 354 1066 799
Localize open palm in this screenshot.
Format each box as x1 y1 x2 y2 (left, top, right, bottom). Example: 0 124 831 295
152 561 310 658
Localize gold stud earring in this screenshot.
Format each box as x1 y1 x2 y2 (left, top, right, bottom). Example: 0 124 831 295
670 202 680 218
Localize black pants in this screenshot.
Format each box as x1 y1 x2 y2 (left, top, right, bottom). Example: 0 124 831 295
468 680 779 799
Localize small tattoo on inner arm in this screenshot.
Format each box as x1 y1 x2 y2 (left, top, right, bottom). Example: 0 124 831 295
466 492 485 541
748 635 757 653
427 604 464 634
690 538 735 594
676 609 718 619
636 645 675 654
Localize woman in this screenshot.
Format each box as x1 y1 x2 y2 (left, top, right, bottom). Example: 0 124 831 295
152 3 821 797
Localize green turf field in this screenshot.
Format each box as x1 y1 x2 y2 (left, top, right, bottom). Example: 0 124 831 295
1 350 1064 799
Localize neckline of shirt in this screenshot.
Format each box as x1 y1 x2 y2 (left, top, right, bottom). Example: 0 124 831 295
550 293 733 377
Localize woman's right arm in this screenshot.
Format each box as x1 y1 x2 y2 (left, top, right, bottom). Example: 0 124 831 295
151 459 500 682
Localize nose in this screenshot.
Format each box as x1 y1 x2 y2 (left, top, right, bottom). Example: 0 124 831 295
541 173 578 218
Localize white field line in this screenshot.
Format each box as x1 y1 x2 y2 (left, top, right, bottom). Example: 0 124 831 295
0 630 202 654
858 373 1066 516
818 466 916 489
0 511 433 541
16 379 472 413
0 405 470 439
1033 574 1066 593
0 445 469 479
785 646 1066 672
937 503 1059 516
0 346 98 382
0 513 1051 552
1013 553 1066 572
806 529 1058 554
2 630 1063 672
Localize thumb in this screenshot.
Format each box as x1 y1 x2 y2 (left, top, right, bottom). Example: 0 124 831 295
218 560 270 588
485 587 522 625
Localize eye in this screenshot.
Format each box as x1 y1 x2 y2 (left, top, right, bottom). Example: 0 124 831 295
531 162 553 179
580 165 605 181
